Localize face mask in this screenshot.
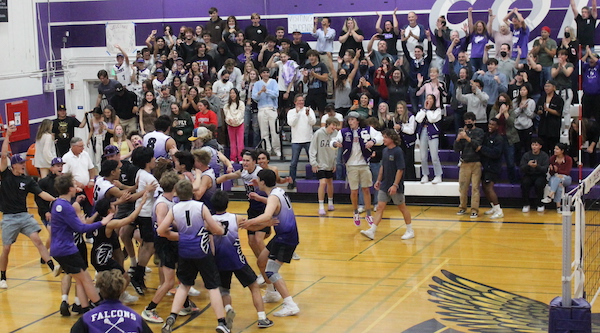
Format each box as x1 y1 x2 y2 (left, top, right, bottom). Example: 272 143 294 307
466 123 474 129
339 73 348 80
564 32 571 38
116 133 123 137
500 51 508 58
359 64 368 71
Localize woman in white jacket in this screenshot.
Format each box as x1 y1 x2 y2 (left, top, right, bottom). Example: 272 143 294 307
223 88 245 162
415 94 443 184
34 119 57 178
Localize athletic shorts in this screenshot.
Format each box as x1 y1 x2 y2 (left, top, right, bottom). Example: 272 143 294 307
1 213 41 245
220 264 258 289
77 241 89 267
134 216 154 243
267 239 297 264
155 237 178 269
378 190 406 206
177 255 221 289
54 252 88 274
316 170 334 179
247 208 271 235
92 258 124 273
346 165 372 190
482 171 499 184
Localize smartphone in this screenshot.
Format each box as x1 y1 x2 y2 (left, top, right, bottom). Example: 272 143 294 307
489 45 495 49
368 99 374 109
458 128 465 133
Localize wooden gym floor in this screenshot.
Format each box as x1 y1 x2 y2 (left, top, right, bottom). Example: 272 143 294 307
0 195 596 332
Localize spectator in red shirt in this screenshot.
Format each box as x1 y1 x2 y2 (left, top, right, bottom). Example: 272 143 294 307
194 99 218 127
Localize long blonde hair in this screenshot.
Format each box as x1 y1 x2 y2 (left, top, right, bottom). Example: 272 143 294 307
36 119 53 141
394 101 410 124
377 102 390 127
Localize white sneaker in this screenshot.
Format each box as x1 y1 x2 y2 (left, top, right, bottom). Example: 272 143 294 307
292 252 301 260
431 176 442 184
357 205 365 213
537 206 545 212
256 275 265 286
120 291 139 304
484 207 496 215
401 229 415 239
522 206 530 213
0 280 7 289
262 290 282 303
541 197 553 204
53 263 62 277
188 286 201 296
420 175 429 184
145 267 152 273
360 229 375 240
490 210 504 219
273 303 300 317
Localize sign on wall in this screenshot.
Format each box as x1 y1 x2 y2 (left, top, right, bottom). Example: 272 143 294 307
0 0 7 22
105 22 136 55
288 14 314 34
5 100 30 142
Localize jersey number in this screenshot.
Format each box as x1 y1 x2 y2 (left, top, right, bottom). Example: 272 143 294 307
147 137 157 149
185 210 192 227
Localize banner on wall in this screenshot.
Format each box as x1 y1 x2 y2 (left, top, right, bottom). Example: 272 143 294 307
5 100 30 142
288 14 314 34
105 22 136 55
0 0 7 22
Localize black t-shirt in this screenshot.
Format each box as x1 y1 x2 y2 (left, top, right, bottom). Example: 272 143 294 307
109 91 138 120
290 41 311 65
1 169 43 214
115 160 140 217
36 173 58 217
245 24 269 51
557 40 580 66
522 64 541 96
52 116 82 156
177 40 199 64
98 79 120 102
380 30 399 56
189 54 215 73
576 14 598 47
303 62 329 95
339 29 365 58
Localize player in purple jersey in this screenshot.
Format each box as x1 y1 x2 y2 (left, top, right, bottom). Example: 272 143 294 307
240 169 300 317
211 190 275 329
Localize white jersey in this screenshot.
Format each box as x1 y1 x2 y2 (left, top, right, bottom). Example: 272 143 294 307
143 131 171 159
172 200 210 259
136 169 158 217
240 165 266 211
152 194 176 232
93 176 114 202
114 63 132 87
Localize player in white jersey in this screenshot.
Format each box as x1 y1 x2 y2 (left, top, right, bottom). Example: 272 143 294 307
240 169 300 317
113 45 132 88
210 190 275 330
95 159 149 204
157 179 229 333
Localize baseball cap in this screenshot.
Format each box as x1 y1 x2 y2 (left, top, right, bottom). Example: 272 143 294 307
135 58 145 63
116 53 124 58
115 82 124 92
189 127 210 141
176 57 184 62
51 157 65 165
347 111 361 119
292 29 302 34
541 26 551 34
57 104 66 111
156 59 164 64
155 68 164 74
10 154 26 165
103 145 120 157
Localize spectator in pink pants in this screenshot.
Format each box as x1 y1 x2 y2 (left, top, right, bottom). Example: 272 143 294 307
223 88 245 162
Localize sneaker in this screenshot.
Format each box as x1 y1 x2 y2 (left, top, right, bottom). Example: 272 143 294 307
142 308 164 323
431 176 442 184
0 279 7 289
537 206 545 212
353 213 361 227
365 215 374 226
60 300 70 316
256 275 265 285
541 196 553 204
257 318 274 328
484 207 496 215
273 303 300 317
328 204 335 211
401 229 415 240
40 258 46 264
360 229 375 240
357 205 365 213
557 207 562 214
470 212 478 219
53 263 62 277
490 210 504 219
522 205 530 213
216 323 231 333
287 182 296 190
292 252 301 260
420 175 429 184
225 307 236 329
120 291 138 304
85 237 94 244
318 208 326 216
167 287 177 296
131 278 145 296
178 300 199 316
145 266 152 273
188 286 201 296
456 209 466 215
263 290 282 303
71 303 83 314
162 316 175 333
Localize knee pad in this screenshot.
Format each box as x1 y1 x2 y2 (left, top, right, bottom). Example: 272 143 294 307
265 259 282 283
219 287 230 297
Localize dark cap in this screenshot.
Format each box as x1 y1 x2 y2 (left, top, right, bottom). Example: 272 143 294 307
51 157 65 165
115 82 124 92
176 57 184 62
292 29 302 34
10 154 26 165
103 145 120 157
57 104 66 110
156 59 164 64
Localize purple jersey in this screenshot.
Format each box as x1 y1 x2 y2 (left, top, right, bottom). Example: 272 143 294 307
510 24 530 59
212 212 247 271
199 168 217 213
271 187 299 246
583 62 600 95
81 299 147 333
172 200 210 259
469 33 489 58
143 131 170 158
50 198 103 257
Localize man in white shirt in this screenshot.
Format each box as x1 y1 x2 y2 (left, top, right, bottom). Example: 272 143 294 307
311 16 335 97
287 95 316 189
62 137 96 188
403 12 426 58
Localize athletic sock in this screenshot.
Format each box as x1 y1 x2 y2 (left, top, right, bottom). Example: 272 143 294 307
62 294 68 302
406 224 413 232
218 318 227 326
318 200 324 210
283 296 294 305
74 297 81 306
135 265 145 280
130 257 137 267
225 304 233 312
147 301 158 311
46 259 55 271
493 204 501 210
258 311 266 320
266 284 276 292
1 271 6 280
169 313 178 320
371 225 378 232
366 210 372 216
328 198 334 205
183 297 190 308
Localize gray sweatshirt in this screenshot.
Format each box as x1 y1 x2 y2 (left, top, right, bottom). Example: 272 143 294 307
309 127 338 171
456 87 489 124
